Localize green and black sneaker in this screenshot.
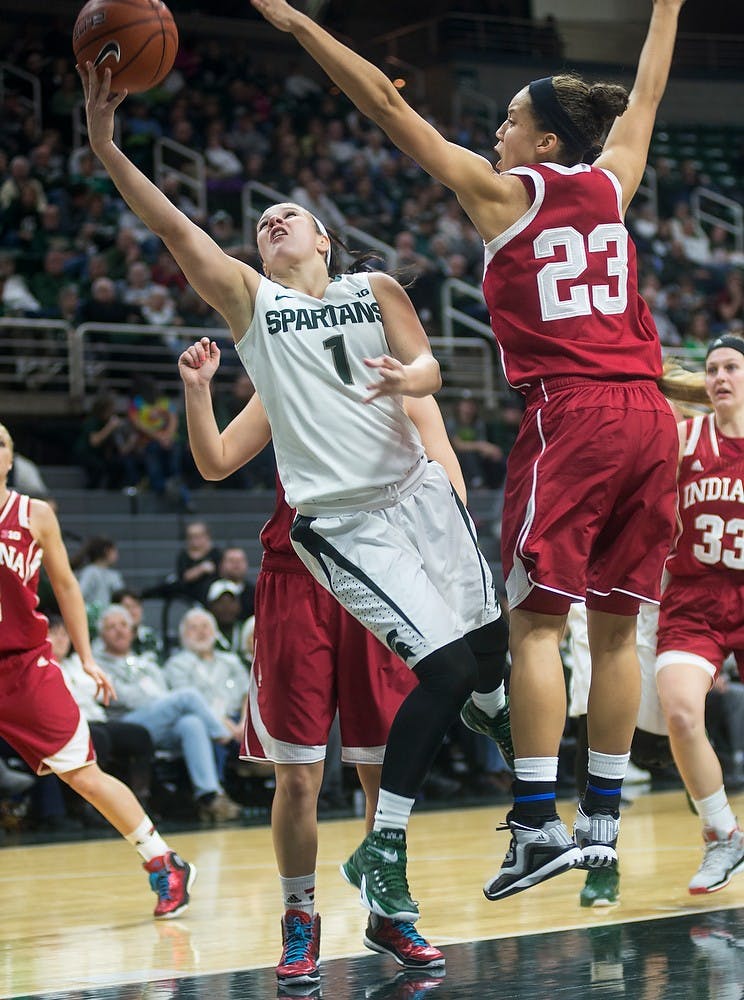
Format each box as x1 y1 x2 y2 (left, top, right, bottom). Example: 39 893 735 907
580 865 620 908
460 696 515 771
340 828 419 922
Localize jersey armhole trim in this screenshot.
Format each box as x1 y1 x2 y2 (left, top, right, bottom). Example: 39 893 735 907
483 167 545 265
683 415 704 457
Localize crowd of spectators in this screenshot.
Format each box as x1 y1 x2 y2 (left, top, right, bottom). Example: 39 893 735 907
0 526 268 834
1 26 741 366
0 25 741 507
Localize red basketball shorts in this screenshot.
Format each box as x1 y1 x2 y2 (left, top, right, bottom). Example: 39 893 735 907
0 642 96 775
241 561 417 764
656 574 744 679
502 379 678 615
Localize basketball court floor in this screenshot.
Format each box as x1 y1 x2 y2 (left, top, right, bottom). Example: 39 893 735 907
3 789 744 999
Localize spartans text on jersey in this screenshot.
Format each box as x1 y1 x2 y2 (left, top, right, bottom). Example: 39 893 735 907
265 300 382 335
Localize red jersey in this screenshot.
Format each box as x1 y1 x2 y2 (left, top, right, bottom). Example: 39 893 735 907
259 474 308 570
0 491 48 656
667 413 744 579
482 162 662 391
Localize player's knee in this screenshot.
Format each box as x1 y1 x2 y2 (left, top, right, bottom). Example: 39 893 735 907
414 639 478 702
274 765 322 804
59 761 102 796
663 702 702 742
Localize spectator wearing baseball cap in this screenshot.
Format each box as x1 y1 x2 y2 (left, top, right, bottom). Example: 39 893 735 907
206 579 254 665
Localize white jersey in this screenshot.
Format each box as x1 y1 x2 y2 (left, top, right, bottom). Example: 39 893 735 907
235 273 426 511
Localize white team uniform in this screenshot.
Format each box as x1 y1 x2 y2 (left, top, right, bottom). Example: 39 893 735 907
235 273 500 666
236 273 426 510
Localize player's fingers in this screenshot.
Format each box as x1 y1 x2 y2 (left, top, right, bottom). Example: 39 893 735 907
110 88 128 110
99 67 112 103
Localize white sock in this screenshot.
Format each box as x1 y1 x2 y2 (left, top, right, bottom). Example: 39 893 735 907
125 815 169 862
373 789 415 832
280 873 316 916
693 787 738 838
471 684 506 717
514 756 558 782
588 749 630 780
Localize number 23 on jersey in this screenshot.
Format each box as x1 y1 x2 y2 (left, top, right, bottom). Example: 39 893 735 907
535 224 629 322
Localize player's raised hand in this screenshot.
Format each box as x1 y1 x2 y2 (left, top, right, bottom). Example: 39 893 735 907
178 337 221 387
250 0 300 32
77 63 127 153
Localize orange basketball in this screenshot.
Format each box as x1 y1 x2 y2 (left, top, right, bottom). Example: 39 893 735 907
73 0 178 94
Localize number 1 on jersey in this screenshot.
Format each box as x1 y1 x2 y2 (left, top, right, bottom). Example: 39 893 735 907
323 334 353 385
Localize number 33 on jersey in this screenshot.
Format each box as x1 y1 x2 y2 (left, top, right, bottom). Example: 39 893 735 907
669 413 744 577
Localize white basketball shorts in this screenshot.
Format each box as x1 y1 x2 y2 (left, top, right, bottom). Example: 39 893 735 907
290 462 500 667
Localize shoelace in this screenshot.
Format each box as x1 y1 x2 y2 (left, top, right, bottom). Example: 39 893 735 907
149 867 173 901
391 920 430 947
371 857 413 899
283 916 313 963
699 839 733 870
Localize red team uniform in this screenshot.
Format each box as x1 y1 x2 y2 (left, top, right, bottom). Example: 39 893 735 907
483 163 678 614
0 491 95 774
241 479 416 764
657 413 744 677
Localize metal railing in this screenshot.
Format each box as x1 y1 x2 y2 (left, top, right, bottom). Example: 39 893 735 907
0 317 76 400
369 14 744 76
0 62 42 135
636 164 658 219
439 278 503 407
154 137 208 219
691 187 744 254
1 316 499 410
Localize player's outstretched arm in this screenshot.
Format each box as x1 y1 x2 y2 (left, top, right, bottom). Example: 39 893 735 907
249 0 497 206
179 337 272 480
596 0 685 210
79 62 259 337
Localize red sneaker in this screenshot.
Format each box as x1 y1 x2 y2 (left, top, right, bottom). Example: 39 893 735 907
276 910 321 986
364 916 445 969
144 851 197 919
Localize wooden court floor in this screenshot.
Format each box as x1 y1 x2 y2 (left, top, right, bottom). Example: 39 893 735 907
3 788 744 999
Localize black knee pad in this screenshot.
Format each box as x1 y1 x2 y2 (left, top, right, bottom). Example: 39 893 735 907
465 616 508 692
466 615 509 657
631 728 673 770
414 638 478 703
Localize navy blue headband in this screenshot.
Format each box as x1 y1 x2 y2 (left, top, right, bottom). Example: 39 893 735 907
528 77 587 153
706 334 744 359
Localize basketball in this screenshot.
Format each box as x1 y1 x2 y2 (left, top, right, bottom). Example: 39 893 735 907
73 0 178 94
